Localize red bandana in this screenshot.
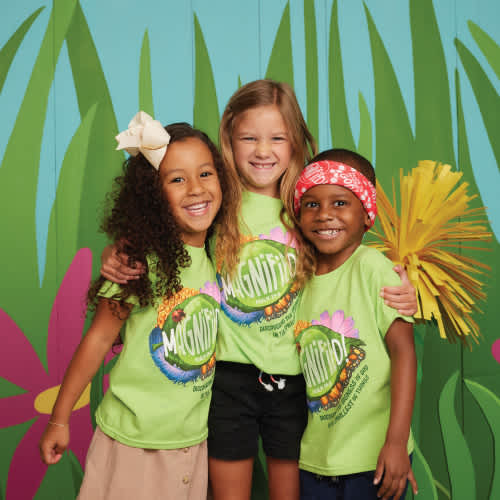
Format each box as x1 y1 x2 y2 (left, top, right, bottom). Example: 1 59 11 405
294 160 377 227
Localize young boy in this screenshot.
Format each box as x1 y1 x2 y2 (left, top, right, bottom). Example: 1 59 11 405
289 149 418 500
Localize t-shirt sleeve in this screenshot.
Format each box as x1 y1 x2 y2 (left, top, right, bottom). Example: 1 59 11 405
97 280 140 307
366 251 414 337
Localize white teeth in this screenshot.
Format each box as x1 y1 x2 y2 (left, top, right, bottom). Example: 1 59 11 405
185 202 209 213
316 229 339 236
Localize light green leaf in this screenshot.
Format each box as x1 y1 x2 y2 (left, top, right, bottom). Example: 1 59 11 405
438 372 476 499
139 30 154 117
357 92 372 162
193 13 219 144
468 21 500 82
329 0 355 150
304 0 318 141
42 104 98 291
456 38 500 173
410 0 455 166
0 0 78 363
364 3 415 190
0 7 45 94
265 2 294 89
465 379 500 499
66 2 123 264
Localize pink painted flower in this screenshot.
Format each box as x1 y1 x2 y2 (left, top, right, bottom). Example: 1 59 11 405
259 226 297 248
492 339 500 364
0 249 94 500
200 280 221 303
312 310 359 338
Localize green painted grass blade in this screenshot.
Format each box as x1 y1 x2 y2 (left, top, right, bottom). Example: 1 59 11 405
42 104 98 290
468 21 500 82
357 92 372 162
265 2 294 89
66 2 123 262
465 379 500 499
363 3 415 189
328 0 354 150
67 449 84 495
456 38 500 173
139 29 154 117
0 6 45 94
193 13 219 144
410 0 455 166
412 440 439 500
0 0 78 359
304 0 319 141
438 372 476 499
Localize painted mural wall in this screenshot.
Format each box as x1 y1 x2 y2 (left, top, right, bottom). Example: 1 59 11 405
1 0 499 498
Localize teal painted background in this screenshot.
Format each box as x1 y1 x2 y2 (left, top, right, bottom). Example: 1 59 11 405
1 1 499 498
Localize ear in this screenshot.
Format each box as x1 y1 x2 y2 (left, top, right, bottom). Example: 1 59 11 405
363 211 371 229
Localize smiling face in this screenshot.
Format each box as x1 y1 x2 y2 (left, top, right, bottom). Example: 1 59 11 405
299 184 370 275
231 105 292 198
159 137 222 247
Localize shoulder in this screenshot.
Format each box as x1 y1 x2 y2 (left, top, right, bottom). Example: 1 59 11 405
354 246 401 286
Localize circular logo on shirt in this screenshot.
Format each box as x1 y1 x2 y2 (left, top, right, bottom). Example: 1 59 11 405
295 323 365 413
218 239 299 324
149 291 218 383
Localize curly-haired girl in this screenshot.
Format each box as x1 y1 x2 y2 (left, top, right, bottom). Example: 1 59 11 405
39 113 239 500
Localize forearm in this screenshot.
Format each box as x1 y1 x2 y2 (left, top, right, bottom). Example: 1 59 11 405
50 300 128 424
385 322 416 446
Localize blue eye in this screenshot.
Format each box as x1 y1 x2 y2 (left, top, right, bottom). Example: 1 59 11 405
242 136 256 142
272 136 286 142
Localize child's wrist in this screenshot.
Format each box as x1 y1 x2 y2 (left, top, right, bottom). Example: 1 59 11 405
48 420 67 428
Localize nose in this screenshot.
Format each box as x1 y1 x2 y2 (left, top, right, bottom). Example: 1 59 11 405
316 204 333 221
255 139 271 157
188 176 205 195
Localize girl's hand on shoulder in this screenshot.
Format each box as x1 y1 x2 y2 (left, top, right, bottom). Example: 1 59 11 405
380 265 418 316
39 422 70 465
374 442 418 500
101 242 145 284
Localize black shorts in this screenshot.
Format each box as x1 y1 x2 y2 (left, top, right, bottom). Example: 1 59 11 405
208 361 307 461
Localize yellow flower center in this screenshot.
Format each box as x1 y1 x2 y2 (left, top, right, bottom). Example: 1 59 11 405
34 383 91 415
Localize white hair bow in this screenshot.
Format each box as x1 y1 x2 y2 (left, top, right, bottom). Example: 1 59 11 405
115 111 171 170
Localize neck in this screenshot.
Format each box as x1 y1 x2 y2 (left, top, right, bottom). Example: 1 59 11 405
315 244 361 275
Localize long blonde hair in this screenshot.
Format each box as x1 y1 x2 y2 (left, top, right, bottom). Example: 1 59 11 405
218 79 317 270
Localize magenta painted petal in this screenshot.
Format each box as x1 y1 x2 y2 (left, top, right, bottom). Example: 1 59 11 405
492 339 500 364
47 248 92 380
343 316 355 332
0 393 36 428
330 310 345 331
318 311 330 327
6 417 47 500
0 309 47 390
68 406 94 467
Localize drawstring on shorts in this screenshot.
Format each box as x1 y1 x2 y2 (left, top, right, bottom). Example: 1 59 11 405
258 371 287 392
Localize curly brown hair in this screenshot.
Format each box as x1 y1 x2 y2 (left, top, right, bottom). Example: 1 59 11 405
218 79 317 267
88 122 238 310
289 149 376 288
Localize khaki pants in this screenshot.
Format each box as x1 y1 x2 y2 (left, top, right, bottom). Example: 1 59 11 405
77 427 208 500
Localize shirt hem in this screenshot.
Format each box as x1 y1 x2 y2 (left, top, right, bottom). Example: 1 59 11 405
96 415 208 450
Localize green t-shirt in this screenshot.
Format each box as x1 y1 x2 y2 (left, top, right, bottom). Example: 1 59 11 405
213 190 301 375
95 245 219 449
295 245 414 475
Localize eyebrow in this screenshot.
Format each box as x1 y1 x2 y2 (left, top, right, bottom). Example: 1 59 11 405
165 162 214 175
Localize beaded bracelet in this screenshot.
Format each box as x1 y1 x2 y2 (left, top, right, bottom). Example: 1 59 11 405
48 421 66 428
